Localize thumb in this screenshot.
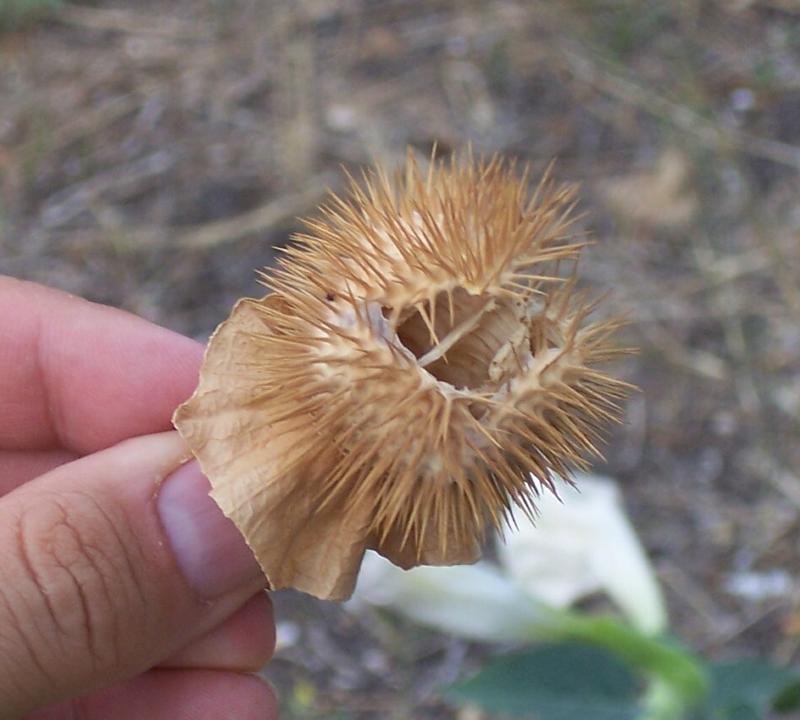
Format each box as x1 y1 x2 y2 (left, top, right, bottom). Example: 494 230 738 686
0 431 265 718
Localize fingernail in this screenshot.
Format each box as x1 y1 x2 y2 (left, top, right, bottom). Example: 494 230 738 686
157 460 264 598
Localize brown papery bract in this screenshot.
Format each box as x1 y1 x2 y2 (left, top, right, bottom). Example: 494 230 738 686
173 151 632 600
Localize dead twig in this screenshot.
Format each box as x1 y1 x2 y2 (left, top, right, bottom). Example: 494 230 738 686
23 94 140 160
53 4 209 41
557 44 800 172
691 240 763 415
33 175 338 252
40 151 175 229
660 562 729 634
175 175 334 249
636 322 730 381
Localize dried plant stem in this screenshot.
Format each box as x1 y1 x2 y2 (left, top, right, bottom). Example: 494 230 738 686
557 44 800 171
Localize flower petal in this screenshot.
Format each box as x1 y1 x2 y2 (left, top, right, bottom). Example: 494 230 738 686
498 473 667 634
350 551 553 643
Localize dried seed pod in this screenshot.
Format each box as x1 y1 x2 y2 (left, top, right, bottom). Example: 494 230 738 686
173 152 631 601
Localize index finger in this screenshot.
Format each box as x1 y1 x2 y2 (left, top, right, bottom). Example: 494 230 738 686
0 276 204 454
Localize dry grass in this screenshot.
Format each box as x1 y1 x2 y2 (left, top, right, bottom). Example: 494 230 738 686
1 1 799 717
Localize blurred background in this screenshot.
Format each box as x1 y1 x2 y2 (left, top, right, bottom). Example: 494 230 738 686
1 1 799 717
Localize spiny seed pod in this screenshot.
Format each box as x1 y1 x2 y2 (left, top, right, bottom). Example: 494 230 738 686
173 151 631 601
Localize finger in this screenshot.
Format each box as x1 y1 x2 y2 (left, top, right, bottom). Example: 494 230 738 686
0 275 203 454
0 449 78 496
160 592 275 672
0 431 267 718
24 669 277 720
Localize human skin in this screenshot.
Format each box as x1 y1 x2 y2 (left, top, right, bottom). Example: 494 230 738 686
0 276 277 720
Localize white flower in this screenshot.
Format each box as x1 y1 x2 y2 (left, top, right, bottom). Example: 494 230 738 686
349 553 557 644
349 473 667 640
498 473 667 635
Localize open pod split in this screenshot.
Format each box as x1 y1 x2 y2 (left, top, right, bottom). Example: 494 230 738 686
173 151 632 600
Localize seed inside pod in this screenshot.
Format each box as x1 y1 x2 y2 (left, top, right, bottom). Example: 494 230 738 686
173 151 632 601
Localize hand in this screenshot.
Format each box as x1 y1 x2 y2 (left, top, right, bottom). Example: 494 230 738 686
0 277 276 720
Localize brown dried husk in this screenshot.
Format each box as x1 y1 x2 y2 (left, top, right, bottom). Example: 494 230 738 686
173 152 632 600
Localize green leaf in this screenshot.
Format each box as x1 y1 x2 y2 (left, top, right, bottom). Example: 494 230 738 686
446 642 642 720
703 659 800 718
773 679 800 713
558 614 709 707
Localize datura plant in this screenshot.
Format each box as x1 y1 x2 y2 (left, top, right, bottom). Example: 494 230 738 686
173 151 632 601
